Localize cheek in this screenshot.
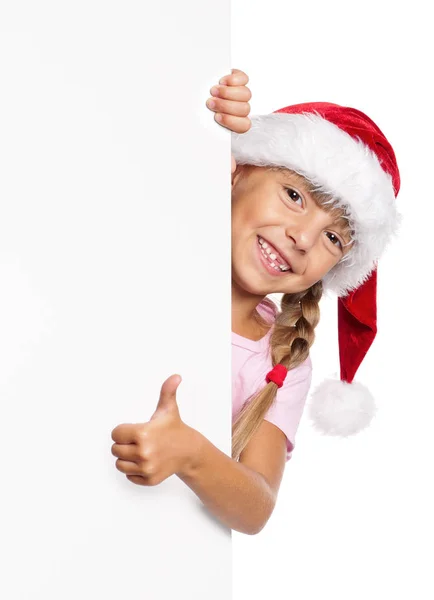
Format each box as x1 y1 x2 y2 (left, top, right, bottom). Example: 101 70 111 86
323 258 342 280
308 248 341 278
232 202 261 231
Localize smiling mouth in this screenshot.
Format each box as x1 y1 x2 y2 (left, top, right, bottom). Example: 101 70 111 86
257 236 292 273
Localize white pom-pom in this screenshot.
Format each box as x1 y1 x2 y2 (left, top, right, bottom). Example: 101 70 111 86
307 378 377 437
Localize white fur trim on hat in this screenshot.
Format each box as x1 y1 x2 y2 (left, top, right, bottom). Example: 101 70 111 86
231 113 401 297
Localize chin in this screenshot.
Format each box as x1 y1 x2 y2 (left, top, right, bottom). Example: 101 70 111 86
232 270 267 296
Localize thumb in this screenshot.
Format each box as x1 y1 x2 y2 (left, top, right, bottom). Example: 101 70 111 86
151 374 182 419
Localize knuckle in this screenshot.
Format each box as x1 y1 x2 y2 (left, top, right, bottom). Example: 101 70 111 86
242 102 251 117
136 427 149 442
214 112 225 124
140 462 157 477
231 68 246 77
214 98 228 112
220 98 248 116
216 85 229 98
235 73 249 85
137 444 152 461
237 118 251 134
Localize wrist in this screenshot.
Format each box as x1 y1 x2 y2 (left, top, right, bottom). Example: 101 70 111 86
177 425 206 479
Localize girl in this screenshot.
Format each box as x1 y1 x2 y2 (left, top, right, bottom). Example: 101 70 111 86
212 68 400 460
111 69 401 535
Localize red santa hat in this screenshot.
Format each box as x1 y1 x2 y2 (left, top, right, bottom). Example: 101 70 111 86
231 102 401 437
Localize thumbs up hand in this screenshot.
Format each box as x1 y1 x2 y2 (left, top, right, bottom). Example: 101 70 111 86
111 375 201 486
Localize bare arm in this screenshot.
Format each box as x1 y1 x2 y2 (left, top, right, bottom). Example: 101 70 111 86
177 421 287 535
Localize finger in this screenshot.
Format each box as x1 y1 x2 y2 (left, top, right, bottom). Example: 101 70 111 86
111 423 141 444
210 84 251 103
231 68 249 79
111 442 139 461
206 97 250 118
152 374 181 418
219 69 249 86
126 474 160 487
126 475 148 486
215 113 251 134
115 458 142 475
118 460 160 485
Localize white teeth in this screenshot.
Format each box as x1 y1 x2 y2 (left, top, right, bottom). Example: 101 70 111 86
258 237 291 271
259 246 291 272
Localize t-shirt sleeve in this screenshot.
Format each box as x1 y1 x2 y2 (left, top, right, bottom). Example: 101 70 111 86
263 358 312 462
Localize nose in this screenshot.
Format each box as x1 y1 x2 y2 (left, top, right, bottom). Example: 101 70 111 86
285 213 325 254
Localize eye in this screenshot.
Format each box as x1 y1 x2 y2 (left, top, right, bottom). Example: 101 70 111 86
325 231 343 250
285 187 303 206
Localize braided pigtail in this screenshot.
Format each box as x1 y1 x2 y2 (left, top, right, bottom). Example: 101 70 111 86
232 280 323 461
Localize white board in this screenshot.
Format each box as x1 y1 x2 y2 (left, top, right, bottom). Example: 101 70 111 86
0 2 232 598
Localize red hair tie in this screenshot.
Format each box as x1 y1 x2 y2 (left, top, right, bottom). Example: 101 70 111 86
266 364 288 388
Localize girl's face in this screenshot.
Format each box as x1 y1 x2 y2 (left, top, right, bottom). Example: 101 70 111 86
231 165 353 297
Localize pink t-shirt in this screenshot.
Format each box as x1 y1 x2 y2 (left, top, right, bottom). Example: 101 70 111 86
232 298 312 462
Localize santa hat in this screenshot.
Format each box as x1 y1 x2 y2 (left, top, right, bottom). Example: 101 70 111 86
231 102 401 437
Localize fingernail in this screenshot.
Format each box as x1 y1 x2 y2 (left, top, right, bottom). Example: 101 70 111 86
210 86 219 96
215 113 223 122
207 98 216 109
219 78 227 85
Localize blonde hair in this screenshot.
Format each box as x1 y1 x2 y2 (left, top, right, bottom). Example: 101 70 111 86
232 168 354 461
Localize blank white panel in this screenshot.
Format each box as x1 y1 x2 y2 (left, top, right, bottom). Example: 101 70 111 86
0 2 231 598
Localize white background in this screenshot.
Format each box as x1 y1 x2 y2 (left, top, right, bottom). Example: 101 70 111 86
232 1 434 599
0 2 232 598
2 2 433 599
